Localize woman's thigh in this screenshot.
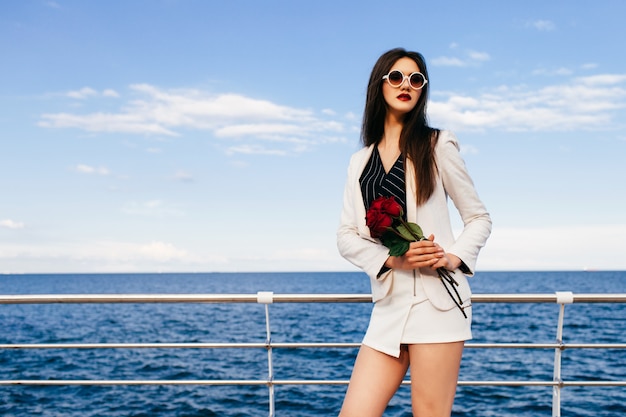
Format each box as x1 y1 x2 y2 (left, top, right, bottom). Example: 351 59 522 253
339 344 409 417
408 342 464 417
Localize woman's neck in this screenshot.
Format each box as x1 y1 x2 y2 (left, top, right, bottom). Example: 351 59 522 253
378 115 404 172
381 113 404 150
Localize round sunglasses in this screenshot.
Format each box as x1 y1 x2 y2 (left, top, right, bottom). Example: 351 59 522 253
382 70 428 90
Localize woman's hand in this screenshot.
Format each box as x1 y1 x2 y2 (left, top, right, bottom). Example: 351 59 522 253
384 234 462 271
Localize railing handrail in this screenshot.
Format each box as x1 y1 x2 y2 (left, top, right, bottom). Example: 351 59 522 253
3 379 624 387
1 292 625 304
2 342 626 350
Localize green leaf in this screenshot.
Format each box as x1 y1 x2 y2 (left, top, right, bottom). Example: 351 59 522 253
387 240 410 257
381 233 410 256
396 224 419 241
405 222 425 240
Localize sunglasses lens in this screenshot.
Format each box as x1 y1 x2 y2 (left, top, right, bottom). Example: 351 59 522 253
387 70 404 86
410 73 425 89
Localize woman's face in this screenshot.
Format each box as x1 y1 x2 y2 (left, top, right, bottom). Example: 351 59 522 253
382 57 423 118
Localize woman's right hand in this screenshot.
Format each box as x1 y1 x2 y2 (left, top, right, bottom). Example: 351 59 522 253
385 234 444 270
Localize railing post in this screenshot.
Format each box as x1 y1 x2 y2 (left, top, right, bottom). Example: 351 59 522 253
553 291 573 417
257 291 275 417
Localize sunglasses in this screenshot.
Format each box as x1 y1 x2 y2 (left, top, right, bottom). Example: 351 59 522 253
382 70 428 90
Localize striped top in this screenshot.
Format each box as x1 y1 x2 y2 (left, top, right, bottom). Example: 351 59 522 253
359 147 407 218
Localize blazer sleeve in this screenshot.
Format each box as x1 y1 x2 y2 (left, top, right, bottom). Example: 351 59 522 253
336 150 392 282
437 131 492 275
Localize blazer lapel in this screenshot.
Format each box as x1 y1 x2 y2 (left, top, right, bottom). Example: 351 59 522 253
355 145 376 239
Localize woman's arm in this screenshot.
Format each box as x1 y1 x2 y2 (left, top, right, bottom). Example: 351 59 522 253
336 151 392 281
436 131 492 274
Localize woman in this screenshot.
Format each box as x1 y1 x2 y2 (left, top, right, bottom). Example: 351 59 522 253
336 48 491 416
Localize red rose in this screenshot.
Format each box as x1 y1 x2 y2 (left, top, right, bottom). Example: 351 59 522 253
369 197 386 212
365 207 393 238
366 196 403 238
379 196 403 218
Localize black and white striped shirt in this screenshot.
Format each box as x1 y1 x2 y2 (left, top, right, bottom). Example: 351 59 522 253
359 147 407 219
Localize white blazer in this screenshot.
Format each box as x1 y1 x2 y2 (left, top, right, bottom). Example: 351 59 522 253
337 130 492 310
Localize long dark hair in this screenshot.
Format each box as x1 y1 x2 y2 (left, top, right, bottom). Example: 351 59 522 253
361 48 440 205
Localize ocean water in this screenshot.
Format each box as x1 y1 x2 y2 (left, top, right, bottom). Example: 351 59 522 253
0 271 625 416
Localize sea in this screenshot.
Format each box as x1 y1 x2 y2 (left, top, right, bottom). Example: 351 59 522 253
0 271 625 417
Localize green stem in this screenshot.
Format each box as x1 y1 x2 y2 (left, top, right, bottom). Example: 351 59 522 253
396 216 424 241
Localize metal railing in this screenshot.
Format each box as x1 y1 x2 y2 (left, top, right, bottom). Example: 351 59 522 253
1 292 625 417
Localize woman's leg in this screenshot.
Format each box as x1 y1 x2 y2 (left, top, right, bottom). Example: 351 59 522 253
407 342 464 417
339 344 409 417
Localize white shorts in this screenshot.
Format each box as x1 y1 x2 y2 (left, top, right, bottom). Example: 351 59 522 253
362 270 472 357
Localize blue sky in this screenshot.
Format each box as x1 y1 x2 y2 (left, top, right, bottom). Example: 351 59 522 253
1 0 625 273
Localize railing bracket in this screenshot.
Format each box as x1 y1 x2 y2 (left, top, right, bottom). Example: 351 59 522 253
555 291 574 304
257 291 274 304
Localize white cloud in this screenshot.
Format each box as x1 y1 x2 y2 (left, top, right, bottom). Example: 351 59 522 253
528 19 556 31
0 239 344 273
132 241 191 262
532 67 573 77
431 56 467 67
478 224 626 271
39 85 347 155
577 74 626 86
103 89 120 98
344 111 358 120
79 240 194 263
0 219 25 229
581 63 599 70
67 87 98 99
0 240 211 272
73 164 110 175
66 87 120 99
225 144 288 156
430 73 626 131
467 50 490 62
40 112 177 136
215 123 306 139
268 247 336 263
432 49 491 67
127 84 313 125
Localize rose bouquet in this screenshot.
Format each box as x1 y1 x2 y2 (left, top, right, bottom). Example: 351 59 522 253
365 195 467 317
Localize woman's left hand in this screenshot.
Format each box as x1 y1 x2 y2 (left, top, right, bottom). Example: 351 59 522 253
421 234 462 271
432 249 462 271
